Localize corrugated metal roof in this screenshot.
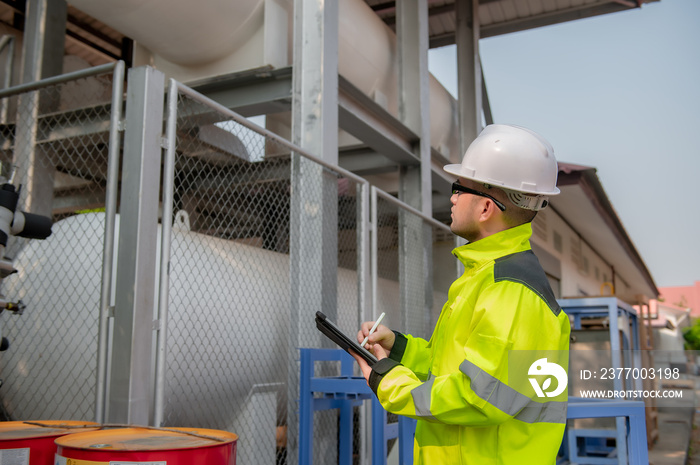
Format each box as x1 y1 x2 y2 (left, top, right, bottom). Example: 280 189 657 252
366 0 659 47
0 0 659 67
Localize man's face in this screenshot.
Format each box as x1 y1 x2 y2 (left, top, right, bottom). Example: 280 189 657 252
449 178 483 241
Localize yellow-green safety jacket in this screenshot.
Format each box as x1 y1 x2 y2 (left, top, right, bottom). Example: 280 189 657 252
369 223 571 464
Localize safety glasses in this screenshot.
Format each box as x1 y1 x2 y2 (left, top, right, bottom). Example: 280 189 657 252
451 182 506 211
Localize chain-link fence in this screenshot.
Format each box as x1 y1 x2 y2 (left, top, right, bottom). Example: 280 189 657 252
0 65 457 463
372 187 453 341
0 62 124 421
157 82 373 464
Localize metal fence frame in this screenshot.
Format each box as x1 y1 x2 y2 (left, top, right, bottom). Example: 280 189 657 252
155 79 457 463
0 61 125 423
157 78 374 425
157 79 376 464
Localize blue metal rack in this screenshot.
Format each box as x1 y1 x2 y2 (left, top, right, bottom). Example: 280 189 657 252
299 348 416 465
562 297 643 390
560 297 645 464
565 397 648 465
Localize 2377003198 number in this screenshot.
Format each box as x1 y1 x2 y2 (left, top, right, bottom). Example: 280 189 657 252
599 367 680 380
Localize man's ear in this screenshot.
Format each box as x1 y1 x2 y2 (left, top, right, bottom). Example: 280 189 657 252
477 198 498 222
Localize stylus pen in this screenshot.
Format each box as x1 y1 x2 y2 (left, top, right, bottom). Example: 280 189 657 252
361 312 386 348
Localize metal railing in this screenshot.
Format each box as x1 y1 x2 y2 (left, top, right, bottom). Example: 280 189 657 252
0 61 125 422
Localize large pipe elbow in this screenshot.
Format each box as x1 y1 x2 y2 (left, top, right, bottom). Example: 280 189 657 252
69 0 264 66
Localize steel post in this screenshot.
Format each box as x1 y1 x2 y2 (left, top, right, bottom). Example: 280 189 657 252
152 78 180 427
95 60 125 424
107 65 164 425
288 0 340 462
14 0 67 217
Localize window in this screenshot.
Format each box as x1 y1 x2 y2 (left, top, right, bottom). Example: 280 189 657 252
553 231 563 253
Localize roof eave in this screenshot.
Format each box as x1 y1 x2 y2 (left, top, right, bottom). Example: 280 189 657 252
557 165 659 297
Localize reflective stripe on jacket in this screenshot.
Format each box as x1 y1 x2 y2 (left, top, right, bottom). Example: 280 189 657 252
369 223 571 464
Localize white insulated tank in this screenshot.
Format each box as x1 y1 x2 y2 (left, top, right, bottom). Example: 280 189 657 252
68 0 460 162
0 212 410 423
66 0 264 66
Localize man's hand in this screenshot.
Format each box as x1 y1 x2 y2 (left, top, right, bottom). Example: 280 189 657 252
357 321 395 354
351 343 388 383
351 320 395 383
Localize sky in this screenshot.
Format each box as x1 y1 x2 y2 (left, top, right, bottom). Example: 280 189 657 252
428 0 700 289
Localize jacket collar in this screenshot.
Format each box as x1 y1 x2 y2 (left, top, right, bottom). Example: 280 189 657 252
452 222 533 272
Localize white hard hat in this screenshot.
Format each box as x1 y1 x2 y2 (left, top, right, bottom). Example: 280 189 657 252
443 124 560 211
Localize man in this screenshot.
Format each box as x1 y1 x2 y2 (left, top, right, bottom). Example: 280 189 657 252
352 124 571 464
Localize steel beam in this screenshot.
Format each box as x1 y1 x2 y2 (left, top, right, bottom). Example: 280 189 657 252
108 66 164 425
339 147 397 176
20 0 66 84
395 0 434 340
14 0 67 217
190 68 424 173
338 76 419 167
456 0 482 153
396 0 431 212
192 67 293 117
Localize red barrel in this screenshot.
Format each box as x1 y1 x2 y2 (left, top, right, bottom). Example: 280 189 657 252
55 427 237 465
0 420 100 465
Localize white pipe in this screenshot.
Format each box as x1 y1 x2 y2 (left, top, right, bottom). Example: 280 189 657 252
0 212 447 422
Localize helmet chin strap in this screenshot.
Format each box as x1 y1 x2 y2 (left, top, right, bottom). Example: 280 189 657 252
505 191 549 211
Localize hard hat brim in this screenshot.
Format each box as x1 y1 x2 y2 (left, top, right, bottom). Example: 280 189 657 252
442 164 560 196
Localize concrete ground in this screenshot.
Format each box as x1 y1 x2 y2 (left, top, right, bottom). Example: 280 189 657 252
556 376 697 465
685 376 700 465
647 376 698 465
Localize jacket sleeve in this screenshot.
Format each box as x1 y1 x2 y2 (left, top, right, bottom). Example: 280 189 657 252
369 281 566 426
389 332 431 380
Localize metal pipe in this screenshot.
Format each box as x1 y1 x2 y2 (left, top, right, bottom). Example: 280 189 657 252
0 62 116 99
357 183 371 465
153 78 179 427
371 186 379 320
358 182 371 325
95 60 125 424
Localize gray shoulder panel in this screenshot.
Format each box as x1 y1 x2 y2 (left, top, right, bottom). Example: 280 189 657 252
494 250 562 317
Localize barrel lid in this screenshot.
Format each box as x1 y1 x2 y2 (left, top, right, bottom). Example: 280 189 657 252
55 427 238 451
0 421 100 441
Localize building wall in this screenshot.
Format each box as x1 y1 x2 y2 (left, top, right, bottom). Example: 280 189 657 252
660 281 700 318
531 208 632 301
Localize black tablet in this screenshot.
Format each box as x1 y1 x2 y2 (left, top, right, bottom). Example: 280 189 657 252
315 311 378 366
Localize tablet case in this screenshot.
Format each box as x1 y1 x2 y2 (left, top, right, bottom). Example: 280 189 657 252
315 311 378 366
